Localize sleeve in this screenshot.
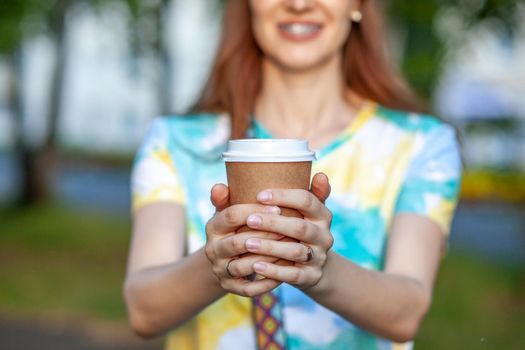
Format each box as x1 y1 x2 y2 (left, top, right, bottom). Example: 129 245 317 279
394 123 463 236
131 118 186 212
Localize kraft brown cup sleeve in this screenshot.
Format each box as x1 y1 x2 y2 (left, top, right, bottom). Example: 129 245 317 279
226 161 312 270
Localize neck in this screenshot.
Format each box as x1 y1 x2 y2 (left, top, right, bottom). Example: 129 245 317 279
255 55 359 144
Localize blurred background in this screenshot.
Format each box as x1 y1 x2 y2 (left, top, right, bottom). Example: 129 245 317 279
0 0 524 349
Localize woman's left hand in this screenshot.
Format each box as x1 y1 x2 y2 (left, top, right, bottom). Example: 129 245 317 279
242 173 334 290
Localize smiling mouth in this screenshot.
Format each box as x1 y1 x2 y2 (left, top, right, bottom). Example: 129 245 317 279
278 23 323 37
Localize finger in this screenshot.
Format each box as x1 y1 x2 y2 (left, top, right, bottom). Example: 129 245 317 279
256 189 331 222
246 213 321 245
246 230 286 241
245 238 314 263
211 184 230 212
209 204 281 235
310 172 331 204
225 254 280 278
215 231 285 258
252 262 317 288
221 277 280 297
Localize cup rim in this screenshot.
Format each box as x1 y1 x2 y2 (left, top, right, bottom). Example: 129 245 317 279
223 139 316 162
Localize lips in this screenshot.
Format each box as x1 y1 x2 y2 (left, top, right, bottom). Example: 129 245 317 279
277 22 323 41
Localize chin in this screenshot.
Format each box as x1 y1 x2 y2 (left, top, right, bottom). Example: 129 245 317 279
269 52 335 73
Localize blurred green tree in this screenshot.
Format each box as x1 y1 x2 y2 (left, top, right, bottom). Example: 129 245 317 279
386 0 517 99
0 0 173 206
120 0 172 114
1 0 73 205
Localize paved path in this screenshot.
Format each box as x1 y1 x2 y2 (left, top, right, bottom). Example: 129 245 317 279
0 318 162 350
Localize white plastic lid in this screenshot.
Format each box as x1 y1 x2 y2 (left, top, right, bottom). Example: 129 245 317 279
223 139 316 162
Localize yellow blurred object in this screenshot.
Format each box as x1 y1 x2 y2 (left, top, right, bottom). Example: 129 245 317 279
460 170 525 202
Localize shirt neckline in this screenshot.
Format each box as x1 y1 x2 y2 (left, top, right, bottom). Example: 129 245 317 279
252 102 378 159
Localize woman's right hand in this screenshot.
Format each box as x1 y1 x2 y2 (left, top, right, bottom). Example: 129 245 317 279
204 184 283 297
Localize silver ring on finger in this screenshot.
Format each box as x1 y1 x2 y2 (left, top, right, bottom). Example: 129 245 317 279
305 245 314 263
226 259 235 278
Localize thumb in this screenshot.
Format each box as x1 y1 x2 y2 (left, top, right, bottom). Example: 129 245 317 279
210 183 230 212
310 172 331 204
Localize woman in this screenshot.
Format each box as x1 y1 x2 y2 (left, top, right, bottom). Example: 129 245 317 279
124 1 462 349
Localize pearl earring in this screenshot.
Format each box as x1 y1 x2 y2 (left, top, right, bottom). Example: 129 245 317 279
350 11 362 23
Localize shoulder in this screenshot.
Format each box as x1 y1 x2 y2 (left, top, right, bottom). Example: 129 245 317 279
144 112 231 156
372 105 459 152
374 106 462 176
361 105 461 174
151 112 229 138
374 105 451 136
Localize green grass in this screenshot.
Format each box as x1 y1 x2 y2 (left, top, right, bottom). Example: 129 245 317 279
0 203 131 321
416 253 525 349
0 203 524 349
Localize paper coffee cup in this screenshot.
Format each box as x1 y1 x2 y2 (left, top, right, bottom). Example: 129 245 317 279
223 139 316 276
223 139 316 216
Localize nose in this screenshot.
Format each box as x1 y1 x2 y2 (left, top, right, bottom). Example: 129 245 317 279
284 0 314 11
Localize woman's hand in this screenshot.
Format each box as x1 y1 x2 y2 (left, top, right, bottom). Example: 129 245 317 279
204 184 284 297
242 173 334 290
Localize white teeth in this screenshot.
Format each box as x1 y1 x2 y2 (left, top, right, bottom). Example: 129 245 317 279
281 23 320 36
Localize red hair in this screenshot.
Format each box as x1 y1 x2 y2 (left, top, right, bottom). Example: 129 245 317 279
195 0 424 139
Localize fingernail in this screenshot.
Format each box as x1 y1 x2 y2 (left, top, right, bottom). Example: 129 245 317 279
264 206 281 215
246 239 261 250
257 191 272 202
253 262 267 272
247 215 262 227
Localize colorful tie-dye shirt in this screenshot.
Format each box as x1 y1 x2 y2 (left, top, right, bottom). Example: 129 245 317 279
131 103 462 350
